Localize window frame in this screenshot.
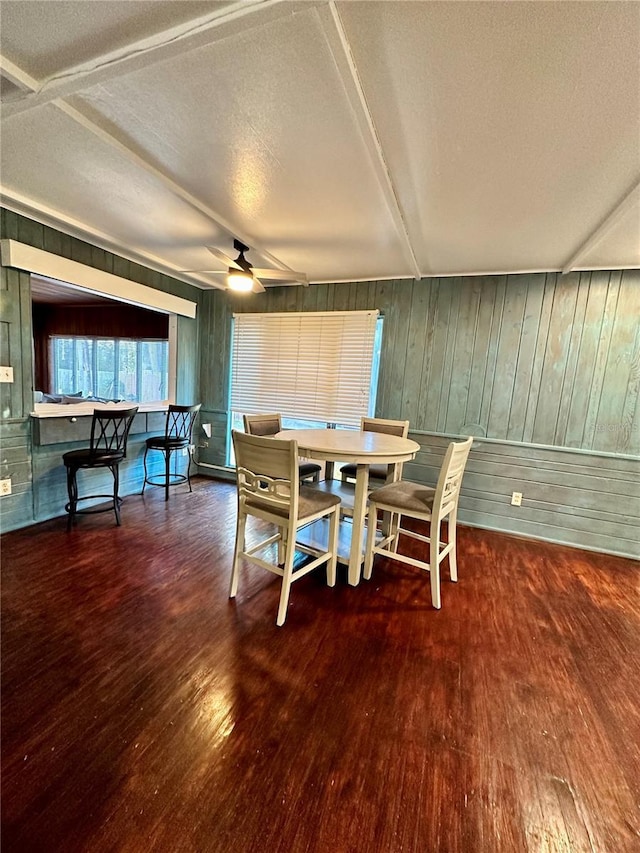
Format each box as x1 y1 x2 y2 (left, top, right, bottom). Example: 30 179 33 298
227 309 383 464
50 335 170 404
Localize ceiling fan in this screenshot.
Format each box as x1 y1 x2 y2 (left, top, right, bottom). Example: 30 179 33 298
181 239 308 293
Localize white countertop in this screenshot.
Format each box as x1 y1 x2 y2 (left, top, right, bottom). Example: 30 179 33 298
31 402 169 418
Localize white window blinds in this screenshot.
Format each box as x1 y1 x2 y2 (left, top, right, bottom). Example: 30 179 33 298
231 310 380 427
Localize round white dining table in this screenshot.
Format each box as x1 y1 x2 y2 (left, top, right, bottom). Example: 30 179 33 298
276 428 420 586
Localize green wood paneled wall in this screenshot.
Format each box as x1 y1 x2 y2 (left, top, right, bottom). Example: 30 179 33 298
199 271 640 454
197 271 639 558
0 209 202 532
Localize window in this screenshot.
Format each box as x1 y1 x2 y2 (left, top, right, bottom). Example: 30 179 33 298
228 310 383 463
51 337 169 402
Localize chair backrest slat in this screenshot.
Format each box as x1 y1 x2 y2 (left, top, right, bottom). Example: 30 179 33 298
243 413 282 437
233 430 299 518
361 417 410 481
433 437 473 519
165 404 201 440
361 417 409 438
90 407 139 457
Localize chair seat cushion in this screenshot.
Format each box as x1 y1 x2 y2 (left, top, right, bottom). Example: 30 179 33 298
145 436 189 450
299 462 322 478
368 481 435 514
342 462 388 480
63 448 125 467
246 485 340 520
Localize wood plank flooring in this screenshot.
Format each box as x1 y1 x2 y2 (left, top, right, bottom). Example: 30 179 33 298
1 477 639 853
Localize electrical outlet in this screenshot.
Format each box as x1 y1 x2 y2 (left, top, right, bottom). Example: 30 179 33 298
0 479 12 496
0 366 14 383
511 491 522 506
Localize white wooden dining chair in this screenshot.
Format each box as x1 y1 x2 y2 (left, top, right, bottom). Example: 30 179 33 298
243 413 322 483
230 430 341 626
337 416 410 522
363 437 473 609
340 417 410 485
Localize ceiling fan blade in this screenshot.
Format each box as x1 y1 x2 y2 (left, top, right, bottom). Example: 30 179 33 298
179 269 227 274
251 268 308 284
252 277 266 293
206 246 239 267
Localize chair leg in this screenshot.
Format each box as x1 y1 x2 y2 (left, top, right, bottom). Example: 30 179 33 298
66 464 78 531
363 503 378 580
229 511 246 598
277 534 296 626
111 463 122 526
448 511 458 582
389 512 400 552
142 445 149 494
186 446 193 493
326 507 339 587
429 521 441 609
164 449 171 501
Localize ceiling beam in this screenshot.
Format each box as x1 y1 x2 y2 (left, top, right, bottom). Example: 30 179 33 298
1 0 311 121
562 178 640 273
323 2 422 280
0 54 39 93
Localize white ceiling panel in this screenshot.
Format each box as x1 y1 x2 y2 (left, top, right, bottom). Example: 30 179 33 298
70 3 412 281
0 0 638 289
338 1 640 275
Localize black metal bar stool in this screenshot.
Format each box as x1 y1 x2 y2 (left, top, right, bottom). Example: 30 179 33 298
63 406 139 530
142 404 201 501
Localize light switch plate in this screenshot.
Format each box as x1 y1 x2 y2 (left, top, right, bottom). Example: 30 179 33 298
0 366 14 383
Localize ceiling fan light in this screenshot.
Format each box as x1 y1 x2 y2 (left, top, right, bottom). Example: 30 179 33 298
227 269 254 292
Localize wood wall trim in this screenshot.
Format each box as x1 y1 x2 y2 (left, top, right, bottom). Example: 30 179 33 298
1 240 197 318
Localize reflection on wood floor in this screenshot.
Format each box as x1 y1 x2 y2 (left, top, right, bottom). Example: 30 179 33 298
1 477 638 853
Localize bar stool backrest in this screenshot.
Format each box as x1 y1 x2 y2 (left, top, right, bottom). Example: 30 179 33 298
165 404 201 442
90 407 139 459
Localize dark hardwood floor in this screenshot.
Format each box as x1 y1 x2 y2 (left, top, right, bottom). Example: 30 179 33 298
1 477 639 853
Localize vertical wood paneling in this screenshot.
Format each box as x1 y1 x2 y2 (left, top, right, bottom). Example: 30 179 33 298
487 276 528 438
507 276 545 441
564 272 605 446
531 277 580 444
372 279 396 414
464 278 496 434
582 271 622 449
403 279 432 419
445 278 480 433
199 270 640 459
415 281 439 430
553 273 590 445
594 276 640 454
386 280 413 419
622 321 640 454
479 276 507 433
438 280 461 431
428 281 455 431
522 273 556 443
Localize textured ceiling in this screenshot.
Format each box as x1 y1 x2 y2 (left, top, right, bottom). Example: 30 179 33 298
1 0 639 293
